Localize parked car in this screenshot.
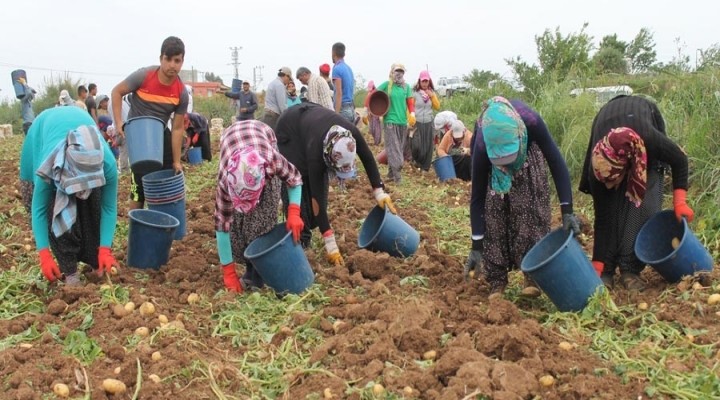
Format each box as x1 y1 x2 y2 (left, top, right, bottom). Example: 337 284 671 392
436 76 470 97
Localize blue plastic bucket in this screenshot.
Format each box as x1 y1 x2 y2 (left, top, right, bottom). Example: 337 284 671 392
231 79 242 93
635 210 714 283
187 147 202 165
358 206 420 258
243 224 315 295
521 229 603 312
127 209 179 269
147 198 186 240
11 70 27 99
142 169 184 185
432 156 456 182
124 116 165 175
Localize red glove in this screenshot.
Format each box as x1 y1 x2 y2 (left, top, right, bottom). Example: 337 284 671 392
591 261 604 277
222 263 243 293
39 248 62 282
673 189 694 223
97 246 118 276
286 204 304 244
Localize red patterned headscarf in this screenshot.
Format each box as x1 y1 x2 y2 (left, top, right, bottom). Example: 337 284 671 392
591 127 648 207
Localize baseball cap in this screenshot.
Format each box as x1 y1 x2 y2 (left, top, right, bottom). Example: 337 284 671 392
319 63 331 75
278 67 292 77
392 63 406 72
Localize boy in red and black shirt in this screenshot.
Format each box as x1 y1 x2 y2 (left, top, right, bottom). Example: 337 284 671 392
111 36 189 210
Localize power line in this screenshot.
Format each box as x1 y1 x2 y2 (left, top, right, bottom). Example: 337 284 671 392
0 61 125 77
228 47 242 80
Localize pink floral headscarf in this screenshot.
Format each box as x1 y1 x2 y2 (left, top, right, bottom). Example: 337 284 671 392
225 146 266 213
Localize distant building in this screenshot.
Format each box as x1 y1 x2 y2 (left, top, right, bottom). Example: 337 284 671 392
179 69 199 83
188 82 230 97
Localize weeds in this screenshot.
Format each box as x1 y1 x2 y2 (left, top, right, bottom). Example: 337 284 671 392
210 287 330 397
547 290 720 399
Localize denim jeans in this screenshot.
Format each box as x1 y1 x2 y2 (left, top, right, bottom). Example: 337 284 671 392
340 103 355 122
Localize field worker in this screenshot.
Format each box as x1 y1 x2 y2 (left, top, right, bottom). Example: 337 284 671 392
107 93 132 173
262 67 292 130
376 63 415 184
214 120 304 292
19 106 119 286
410 71 441 171
465 96 580 299
275 103 397 266
437 120 473 181
110 36 189 210
15 76 36 134
579 95 693 291
183 112 212 162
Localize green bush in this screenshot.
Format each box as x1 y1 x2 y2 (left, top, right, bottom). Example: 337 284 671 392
193 95 237 124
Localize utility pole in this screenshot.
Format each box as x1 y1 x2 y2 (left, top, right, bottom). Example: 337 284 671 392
253 65 264 89
229 46 242 79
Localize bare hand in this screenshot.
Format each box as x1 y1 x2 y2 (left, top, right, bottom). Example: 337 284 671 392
173 162 183 174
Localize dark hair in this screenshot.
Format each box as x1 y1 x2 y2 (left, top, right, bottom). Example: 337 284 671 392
88 83 97 92
160 36 185 59
77 85 87 95
413 78 435 92
332 42 346 58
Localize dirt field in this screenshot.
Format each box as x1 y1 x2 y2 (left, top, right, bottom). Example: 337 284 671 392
0 132 718 400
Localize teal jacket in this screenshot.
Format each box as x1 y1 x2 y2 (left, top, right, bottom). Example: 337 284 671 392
20 106 118 250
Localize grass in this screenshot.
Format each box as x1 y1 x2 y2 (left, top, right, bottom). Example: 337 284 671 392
210 287 331 398
547 289 720 399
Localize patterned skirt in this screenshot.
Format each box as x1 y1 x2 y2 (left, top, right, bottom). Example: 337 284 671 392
482 143 551 286
230 176 282 265
369 115 382 145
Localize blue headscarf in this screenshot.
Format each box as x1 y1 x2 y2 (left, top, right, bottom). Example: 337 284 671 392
480 97 528 194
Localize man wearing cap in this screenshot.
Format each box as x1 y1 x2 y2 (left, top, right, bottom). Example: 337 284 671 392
437 120 473 181
262 67 292 130
319 63 334 94
275 103 397 267
464 96 580 299
235 81 259 121
331 43 355 122
296 67 334 110
19 106 120 286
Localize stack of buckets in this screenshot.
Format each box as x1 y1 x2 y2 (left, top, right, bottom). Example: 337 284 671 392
142 170 187 240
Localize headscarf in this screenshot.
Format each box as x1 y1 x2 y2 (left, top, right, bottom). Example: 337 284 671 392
434 111 457 130
58 90 74 106
225 146 266 213
36 125 106 236
481 96 528 195
390 63 406 86
367 80 376 91
591 127 648 207
322 125 357 179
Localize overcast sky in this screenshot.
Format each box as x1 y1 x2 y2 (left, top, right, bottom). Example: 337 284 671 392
1 0 718 102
